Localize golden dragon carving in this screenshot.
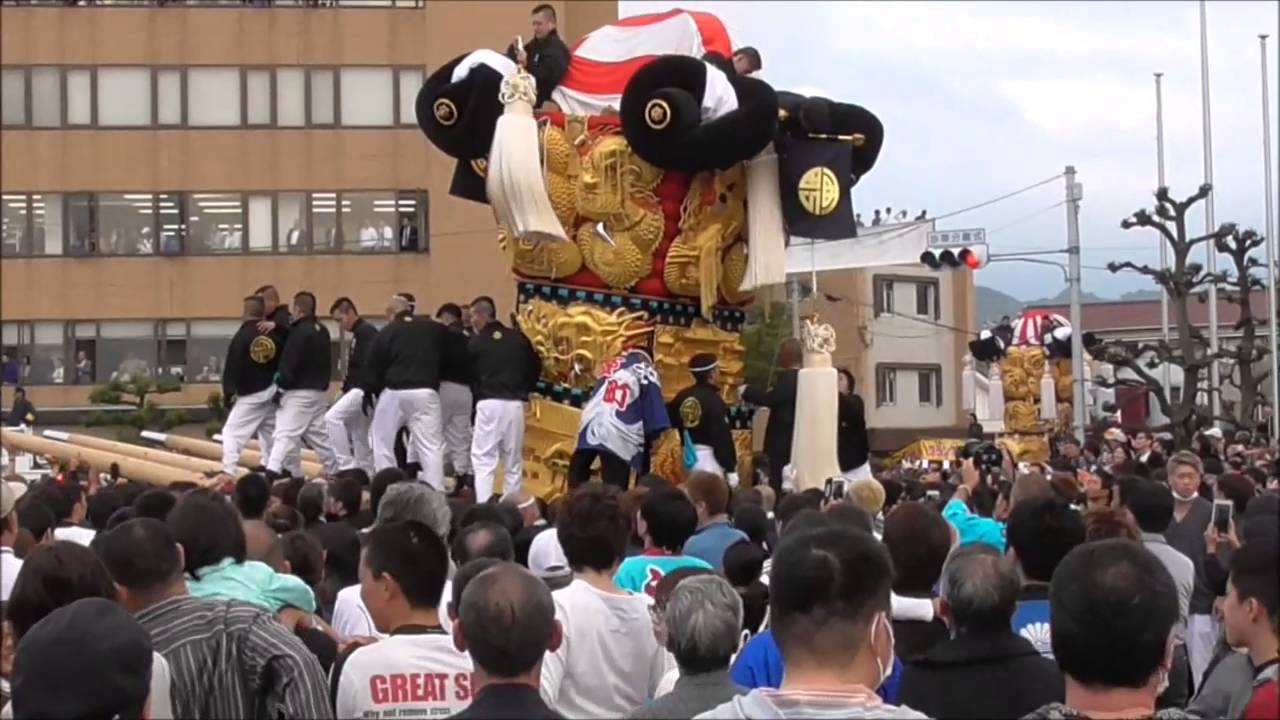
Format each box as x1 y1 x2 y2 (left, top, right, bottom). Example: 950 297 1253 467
664 166 749 318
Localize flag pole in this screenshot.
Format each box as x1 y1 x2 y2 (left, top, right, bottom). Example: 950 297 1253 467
1155 72 1172 398
1198 0 1221 423
1259 34 1278 441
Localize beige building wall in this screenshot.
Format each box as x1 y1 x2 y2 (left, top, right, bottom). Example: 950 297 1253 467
0 2 619 409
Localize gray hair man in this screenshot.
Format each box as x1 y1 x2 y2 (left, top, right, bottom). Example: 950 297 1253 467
630 575 745 719
899 545 1063 719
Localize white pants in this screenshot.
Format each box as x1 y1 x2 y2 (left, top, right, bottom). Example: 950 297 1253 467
221 386 278 475
1186 613 1220 690
842 461 873 482
693 446 724 476
439 381 474 476
471 398 525 500
325 389 373 473
372 388 444 491
267 389 338 477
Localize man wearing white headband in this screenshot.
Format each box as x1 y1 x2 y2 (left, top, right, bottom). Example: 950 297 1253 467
668 352 738 487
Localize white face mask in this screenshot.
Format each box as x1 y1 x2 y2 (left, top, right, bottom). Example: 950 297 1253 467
872 612 896 689
1171 487 1198 502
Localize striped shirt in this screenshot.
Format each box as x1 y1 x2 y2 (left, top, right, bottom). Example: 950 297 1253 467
136 594 333 720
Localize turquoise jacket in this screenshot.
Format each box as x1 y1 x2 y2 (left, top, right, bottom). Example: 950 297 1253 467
943 498 1007 553
187 558 317 613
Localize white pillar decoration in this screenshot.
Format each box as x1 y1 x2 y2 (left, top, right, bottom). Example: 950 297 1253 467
962 354 976 412
1040 351 1058 421
989 362 1005 423
789 316 843 492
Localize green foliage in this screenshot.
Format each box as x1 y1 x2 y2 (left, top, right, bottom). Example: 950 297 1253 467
205 391 229 438
84 375 188 440
741 301 793 389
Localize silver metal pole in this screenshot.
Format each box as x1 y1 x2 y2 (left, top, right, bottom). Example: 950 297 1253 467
1066 166 1087 438
1261 34 1279 441
1156 72 1173 396
1199 0 1221 422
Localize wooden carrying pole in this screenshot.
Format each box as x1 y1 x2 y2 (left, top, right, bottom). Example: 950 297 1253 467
44 431 240 477
1 430 212 487
142 431 325 478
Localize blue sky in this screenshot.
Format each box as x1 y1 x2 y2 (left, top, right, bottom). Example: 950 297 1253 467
620 0 1280 301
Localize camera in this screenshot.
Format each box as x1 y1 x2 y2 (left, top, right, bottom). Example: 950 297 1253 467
961 439 1003 477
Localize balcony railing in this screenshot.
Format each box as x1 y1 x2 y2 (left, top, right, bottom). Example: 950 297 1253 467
0 1 425 8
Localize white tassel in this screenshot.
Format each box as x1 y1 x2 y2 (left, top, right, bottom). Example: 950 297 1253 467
741 144 787 291
486 71 566 243
989 362 1005 423
789 318 843 492
1040 353 1057 421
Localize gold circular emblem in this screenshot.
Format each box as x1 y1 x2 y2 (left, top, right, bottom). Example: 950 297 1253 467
433 98 458 126
644 99 671 130
249 336 277 364
471 158 488 177
679 396 702 428
797 166 841 216
492 330 503 340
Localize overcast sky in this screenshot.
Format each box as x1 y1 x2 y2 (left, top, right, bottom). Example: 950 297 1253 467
620 0 1279 301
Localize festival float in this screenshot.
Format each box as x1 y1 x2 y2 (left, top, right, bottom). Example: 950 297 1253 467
415 9 884 496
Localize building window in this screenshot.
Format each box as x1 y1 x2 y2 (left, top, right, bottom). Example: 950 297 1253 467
1 69 25 126
30 67 62 128
397 67 424 126
246 194 273 252
917 368 942 406
188 193 244 253
915 283 936 318
875 279 894 316
156 69 183 126
276 68 306 127
876 367 897 407
2 194 29 257
245 69 273 126
278 192 307 251
96 194 156 255
341 191 398 252
339 67 394 127
155 193 185 254
5 193 67 257
309 192 339 250
96 320 158 383
66 69 93 126
188 320 240 383
66 193 94 254
308 69 336 125
97 67 152 127
187 67 241 128
32 321 67 385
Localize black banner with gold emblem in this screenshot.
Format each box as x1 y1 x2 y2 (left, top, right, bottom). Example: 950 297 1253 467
776 135 856 240
449 157 488 204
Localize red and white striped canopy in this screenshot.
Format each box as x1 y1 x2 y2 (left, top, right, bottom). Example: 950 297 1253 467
552 9 734 116
1012 310 1071 346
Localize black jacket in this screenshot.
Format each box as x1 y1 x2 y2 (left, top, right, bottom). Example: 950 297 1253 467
838 392 870 472
669 380 737 473
267 304 292 340
222 319 287 399
8 397 36 426
342 318 379 393
440 321 472 386
898 631 1064 720
506 30 570 107
449 683 562 720
363 311 455 394
469 321 541 402
742 368 798 487
277 316 331 391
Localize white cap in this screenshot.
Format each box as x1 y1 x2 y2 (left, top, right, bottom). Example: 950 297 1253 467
1204 427 1224 440
527 527 570 579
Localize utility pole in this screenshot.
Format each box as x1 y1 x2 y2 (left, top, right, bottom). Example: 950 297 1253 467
1199 0 1221 422
1155 72 1173 396
1261 34 1279 441
1065 166 1086 439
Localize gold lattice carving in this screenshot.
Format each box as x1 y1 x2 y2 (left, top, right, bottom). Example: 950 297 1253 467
653 321 745 404
997 434 1051 464
664 167 748 317
1000 346 1046 401
522 397 581 501
1005 400 1043 434
650 429 687 485
733 430 754 484
515 299 651 390
1053 358 1073 402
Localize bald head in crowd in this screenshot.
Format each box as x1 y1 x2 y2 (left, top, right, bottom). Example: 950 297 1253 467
453 562 562 681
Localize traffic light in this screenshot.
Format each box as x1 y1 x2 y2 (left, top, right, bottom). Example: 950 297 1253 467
921 229 988 271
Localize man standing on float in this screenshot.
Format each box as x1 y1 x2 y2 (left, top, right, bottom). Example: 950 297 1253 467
668 353 739 487
568 347 670 490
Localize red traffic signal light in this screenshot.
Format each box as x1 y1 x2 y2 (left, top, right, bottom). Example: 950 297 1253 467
920 245 988 271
